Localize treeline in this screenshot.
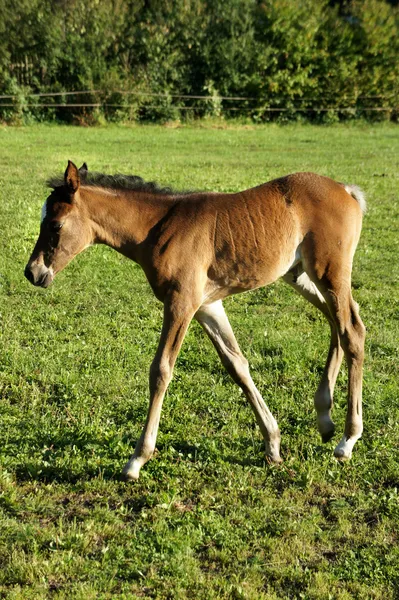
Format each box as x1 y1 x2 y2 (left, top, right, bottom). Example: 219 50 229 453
0 0 398 123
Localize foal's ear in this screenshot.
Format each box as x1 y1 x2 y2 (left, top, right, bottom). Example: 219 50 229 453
64 160 80 194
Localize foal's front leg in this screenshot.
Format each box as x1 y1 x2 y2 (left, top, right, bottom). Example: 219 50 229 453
122 295 196 481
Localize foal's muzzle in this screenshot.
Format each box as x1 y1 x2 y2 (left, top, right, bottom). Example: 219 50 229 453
24 263 54 288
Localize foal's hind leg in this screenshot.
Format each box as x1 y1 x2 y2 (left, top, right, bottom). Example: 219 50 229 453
315 279 365 460
195 300 282 463
283 269 344 442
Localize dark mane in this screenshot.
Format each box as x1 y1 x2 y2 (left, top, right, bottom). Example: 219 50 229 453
47 171 182 195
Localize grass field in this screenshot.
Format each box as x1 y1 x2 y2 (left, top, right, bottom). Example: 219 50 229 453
0 122 398 599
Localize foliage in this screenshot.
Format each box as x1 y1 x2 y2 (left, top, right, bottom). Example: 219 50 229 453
0 0 398 122
0 122 398 597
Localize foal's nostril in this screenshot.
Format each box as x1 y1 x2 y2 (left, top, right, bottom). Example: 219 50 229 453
24 265 35 284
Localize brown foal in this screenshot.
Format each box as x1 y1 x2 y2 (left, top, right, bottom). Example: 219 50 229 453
25 161 366 480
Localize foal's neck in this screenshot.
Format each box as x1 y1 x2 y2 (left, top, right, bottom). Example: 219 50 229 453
82 186 175 262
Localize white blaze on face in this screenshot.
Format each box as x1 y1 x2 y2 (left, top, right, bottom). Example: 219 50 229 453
41 201 47 224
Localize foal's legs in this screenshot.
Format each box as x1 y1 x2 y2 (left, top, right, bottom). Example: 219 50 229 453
283 269 344 442
314 279 365 459
122 294 197 480
195 300 281 463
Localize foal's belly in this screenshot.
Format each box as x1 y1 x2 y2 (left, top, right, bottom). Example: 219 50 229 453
203 247 297 304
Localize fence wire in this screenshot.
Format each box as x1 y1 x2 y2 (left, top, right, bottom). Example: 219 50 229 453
0 89 397 113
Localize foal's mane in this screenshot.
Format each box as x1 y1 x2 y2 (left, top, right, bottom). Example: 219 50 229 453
47 171 182 196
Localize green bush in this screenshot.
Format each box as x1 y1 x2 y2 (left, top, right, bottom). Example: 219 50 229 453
0 0 398 123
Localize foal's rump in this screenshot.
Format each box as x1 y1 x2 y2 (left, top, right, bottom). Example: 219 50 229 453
283 172 365 285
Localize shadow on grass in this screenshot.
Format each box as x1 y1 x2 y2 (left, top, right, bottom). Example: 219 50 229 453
14 461 121 484
11 431 298 484
157 438 268 468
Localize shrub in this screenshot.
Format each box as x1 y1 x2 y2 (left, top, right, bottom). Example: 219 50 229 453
0 0 398 123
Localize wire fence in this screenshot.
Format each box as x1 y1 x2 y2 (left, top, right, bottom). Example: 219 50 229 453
0 90 398 100
0 89 397 114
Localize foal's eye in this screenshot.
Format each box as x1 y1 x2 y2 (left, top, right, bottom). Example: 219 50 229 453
50 221 63 232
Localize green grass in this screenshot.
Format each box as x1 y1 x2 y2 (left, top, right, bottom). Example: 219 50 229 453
0 121 398 599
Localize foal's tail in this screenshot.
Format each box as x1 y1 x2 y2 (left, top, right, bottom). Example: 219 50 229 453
343 184 367 214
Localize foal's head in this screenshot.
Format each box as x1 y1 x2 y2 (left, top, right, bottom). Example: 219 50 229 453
25 161 92 288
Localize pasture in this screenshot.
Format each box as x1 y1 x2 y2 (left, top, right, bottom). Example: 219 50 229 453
0 122 398 599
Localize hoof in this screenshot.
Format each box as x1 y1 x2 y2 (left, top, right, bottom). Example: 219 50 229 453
318 416 335 443
333 436 354 461
122 459 141 481
334 452 351 462
122 469 140 481
266 453 283 465
333 447 352 461
265 435 282 465
321 428 335 443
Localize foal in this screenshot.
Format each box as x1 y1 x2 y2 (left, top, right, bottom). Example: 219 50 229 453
25 161 366 480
